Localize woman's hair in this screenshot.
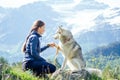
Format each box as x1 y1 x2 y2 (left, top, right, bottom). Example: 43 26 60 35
21 20 45 52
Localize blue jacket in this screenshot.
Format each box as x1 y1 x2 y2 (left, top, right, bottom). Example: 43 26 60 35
23 30 49 61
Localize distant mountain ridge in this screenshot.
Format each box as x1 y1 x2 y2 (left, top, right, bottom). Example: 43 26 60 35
76 22 120 53
87 41 120 56
0 1 120 63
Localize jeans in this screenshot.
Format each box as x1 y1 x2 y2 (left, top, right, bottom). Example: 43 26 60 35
22 59 56 76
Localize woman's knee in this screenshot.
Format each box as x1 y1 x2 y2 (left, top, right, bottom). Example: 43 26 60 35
49 64 56 73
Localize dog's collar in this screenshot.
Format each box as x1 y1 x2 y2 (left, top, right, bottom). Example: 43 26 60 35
63 38 71 44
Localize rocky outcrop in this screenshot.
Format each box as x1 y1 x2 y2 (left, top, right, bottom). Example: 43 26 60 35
51 69 94 80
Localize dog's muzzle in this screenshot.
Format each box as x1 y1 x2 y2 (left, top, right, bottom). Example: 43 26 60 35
53 34 59 39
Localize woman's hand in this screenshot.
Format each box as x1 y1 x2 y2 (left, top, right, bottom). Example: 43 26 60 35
47 43 55 47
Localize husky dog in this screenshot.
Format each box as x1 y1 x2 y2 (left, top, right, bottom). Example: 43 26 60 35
53 26 102 77
54 26 86 71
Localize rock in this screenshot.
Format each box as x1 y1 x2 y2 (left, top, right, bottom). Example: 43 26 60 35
2 74 11 80
51 69 92 80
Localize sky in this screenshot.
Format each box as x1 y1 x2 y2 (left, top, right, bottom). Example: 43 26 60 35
0 0 120 35
0 0 119 8
0 0 40 8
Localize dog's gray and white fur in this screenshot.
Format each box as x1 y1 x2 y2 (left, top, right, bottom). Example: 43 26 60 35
54 26 86 71
54 26 102 76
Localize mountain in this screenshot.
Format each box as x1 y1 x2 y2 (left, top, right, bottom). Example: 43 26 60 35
75 0 108 10
75 7 120 53
0 1 120 63
0 2 59 45
86 41 120 56
0 50 23 63
76 23 120 53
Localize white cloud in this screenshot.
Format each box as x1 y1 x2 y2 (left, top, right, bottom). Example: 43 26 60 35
50 0 104 35
0 0 43 8
95 0 120 25
95 0 120 8
50 0 120 35
50 0 82 13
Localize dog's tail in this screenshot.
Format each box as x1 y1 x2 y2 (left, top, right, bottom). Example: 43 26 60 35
85 68 102 77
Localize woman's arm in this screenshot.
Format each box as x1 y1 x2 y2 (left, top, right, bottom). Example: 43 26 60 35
40 45 50 52
40 43 55 52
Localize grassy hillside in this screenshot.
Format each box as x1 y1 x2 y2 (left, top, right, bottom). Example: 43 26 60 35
0 56 120 80
0 41 120 80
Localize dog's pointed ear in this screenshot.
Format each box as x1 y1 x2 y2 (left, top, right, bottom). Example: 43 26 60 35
58 25 63 30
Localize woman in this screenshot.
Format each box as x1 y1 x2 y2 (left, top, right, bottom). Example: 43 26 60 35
22 20 56 77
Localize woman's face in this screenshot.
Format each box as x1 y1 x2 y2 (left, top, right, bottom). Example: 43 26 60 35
38 25 45 35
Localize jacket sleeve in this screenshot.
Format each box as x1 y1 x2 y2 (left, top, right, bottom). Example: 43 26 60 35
29 36 41 60
41 45 50 52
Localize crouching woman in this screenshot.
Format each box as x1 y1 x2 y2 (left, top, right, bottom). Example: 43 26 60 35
21 20 56 77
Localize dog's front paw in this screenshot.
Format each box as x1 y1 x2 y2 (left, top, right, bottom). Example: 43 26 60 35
59 68 62 71
51 68 63 79
56 68 63 73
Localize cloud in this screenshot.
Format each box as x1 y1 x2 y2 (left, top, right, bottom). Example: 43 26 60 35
49 0 120 35
50 0 82 13
0 0 44 8
95 0 120 8
49 0 105 35
95 0 120 25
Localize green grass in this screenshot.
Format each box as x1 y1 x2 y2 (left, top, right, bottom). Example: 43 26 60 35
0 56 120 80
2 65 50 80
6 65 120 80
10 67 40 80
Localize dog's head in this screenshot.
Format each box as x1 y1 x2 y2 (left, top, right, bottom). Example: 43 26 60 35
54 26 73 41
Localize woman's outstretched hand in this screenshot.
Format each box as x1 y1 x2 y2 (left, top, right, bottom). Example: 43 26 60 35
47 43 55 47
